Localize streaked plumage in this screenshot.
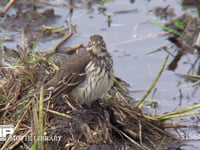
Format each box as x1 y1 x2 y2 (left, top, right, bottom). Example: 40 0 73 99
44 34 114 104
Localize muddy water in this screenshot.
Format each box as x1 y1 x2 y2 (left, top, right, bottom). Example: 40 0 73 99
1 0 200 149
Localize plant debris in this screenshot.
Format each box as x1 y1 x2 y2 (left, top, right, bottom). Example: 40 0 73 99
163 13 200 71
153 5 176 20
0 36 181 150
0 1 64 48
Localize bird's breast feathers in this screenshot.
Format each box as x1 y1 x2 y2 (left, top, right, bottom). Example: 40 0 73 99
69 60 114 104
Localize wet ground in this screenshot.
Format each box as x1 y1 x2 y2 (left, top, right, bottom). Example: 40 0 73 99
1 0 200 149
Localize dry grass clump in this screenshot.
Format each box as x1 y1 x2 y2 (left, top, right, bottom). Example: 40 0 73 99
0 42 177 150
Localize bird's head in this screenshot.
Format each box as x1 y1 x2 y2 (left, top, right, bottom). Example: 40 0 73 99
87 34 107 57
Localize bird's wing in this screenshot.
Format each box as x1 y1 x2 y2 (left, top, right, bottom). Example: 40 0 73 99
48 72 86 100
44 50 91 100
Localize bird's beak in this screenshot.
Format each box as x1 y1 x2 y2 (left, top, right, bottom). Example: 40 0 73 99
87 45 94 51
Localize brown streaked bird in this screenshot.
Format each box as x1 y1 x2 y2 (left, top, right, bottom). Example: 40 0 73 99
44 34 114 104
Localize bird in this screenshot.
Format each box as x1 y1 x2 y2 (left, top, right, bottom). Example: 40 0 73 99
44 34 114 104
